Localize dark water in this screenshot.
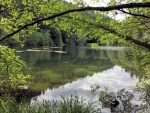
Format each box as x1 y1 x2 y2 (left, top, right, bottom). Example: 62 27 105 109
16 46 143 112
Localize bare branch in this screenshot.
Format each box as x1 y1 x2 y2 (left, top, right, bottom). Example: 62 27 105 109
119 9 150 18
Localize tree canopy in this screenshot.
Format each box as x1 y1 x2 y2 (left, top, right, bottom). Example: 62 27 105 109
0 0 150 50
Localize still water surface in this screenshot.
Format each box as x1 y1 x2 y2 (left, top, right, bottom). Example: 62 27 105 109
30 66 136 101
16 46 140 112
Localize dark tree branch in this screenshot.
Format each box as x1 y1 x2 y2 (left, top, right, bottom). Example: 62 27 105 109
119 9 150 18
96 25 150 50
53 15 150 50
84 18 150 50
0 2 150 50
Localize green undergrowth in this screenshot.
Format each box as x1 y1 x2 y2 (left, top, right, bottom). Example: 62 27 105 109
0 95 99 113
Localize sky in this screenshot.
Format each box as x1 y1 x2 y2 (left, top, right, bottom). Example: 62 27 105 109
65 0 126 21
65 0 109 6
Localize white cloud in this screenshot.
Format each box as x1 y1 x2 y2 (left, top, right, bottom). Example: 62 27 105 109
65 0 125 20
31 66 137 104
65 0 109 6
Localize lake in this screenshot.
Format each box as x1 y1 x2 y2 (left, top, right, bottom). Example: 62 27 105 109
16 45 145 112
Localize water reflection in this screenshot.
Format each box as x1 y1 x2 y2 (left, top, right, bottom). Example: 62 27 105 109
13 46 150 112
31 66 137 105
15 46 150 112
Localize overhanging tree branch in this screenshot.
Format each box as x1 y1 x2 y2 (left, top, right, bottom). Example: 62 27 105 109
0 2 150 49
63 15 150 50
118 9 150 18
97 25 150 50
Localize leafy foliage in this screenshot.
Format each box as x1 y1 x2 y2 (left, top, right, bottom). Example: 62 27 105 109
0 46 31 90
1 0 150 49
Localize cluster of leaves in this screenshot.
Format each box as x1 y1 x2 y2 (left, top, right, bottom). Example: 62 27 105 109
24 30 53 47
0 46 32 90
135 79 150 106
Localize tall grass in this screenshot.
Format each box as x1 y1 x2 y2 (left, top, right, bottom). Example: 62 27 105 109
0 95 99 113
57 95 98 113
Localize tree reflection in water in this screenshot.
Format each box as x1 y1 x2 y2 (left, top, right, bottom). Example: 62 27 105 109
16 46 150 112
91 81 150 113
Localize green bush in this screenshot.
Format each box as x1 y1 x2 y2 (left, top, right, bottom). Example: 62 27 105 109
0 46 32 90
25 30 53 47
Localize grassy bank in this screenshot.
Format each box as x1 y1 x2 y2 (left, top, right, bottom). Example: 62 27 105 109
0 95 99 113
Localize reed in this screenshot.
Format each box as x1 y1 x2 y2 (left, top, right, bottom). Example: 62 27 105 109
0 94 99 113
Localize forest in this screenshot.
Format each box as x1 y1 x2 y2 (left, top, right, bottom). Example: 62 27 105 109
0 0 150 113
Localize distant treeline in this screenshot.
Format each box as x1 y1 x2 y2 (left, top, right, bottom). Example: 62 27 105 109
1 28 93 47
